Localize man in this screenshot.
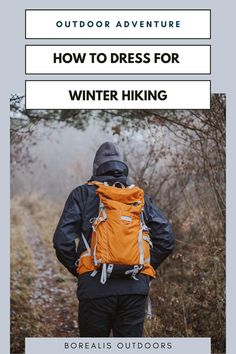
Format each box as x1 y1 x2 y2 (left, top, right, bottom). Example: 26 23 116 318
53 142 175 337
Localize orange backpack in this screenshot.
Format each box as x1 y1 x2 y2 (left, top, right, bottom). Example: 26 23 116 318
77 181 156 283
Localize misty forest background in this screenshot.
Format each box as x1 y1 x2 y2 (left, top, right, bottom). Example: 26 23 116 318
10 95 225 354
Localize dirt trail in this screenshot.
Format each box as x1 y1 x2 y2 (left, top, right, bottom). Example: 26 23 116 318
23 210 79 337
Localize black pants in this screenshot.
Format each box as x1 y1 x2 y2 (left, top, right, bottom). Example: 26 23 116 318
78 294 147 337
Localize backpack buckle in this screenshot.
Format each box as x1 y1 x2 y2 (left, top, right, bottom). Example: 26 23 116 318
107 264 114 278
125 265 143 279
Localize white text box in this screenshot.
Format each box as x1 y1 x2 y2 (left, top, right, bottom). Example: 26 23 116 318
25 81 211 109
26 45 211 75
25 10 211 39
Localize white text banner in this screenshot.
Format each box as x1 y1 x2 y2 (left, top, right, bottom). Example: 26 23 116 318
25 80 211 109
25 10 211 39
26 45 211 75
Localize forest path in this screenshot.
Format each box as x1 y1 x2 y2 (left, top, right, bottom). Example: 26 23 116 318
23 207 79 337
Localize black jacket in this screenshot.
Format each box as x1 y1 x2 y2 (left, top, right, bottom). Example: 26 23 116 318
53 177 175 299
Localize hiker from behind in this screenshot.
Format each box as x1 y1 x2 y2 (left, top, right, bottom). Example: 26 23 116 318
53 142 175 337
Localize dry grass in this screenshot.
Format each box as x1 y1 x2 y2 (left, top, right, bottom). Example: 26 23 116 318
11 199 44 352
143 210 225 354
11 196 78 354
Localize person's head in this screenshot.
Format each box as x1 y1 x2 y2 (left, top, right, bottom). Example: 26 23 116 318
93 142 128 178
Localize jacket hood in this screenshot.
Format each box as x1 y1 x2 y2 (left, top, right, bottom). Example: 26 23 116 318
92 142 128 177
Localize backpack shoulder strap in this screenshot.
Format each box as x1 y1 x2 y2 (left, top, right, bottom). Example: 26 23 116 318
87 180 110 187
